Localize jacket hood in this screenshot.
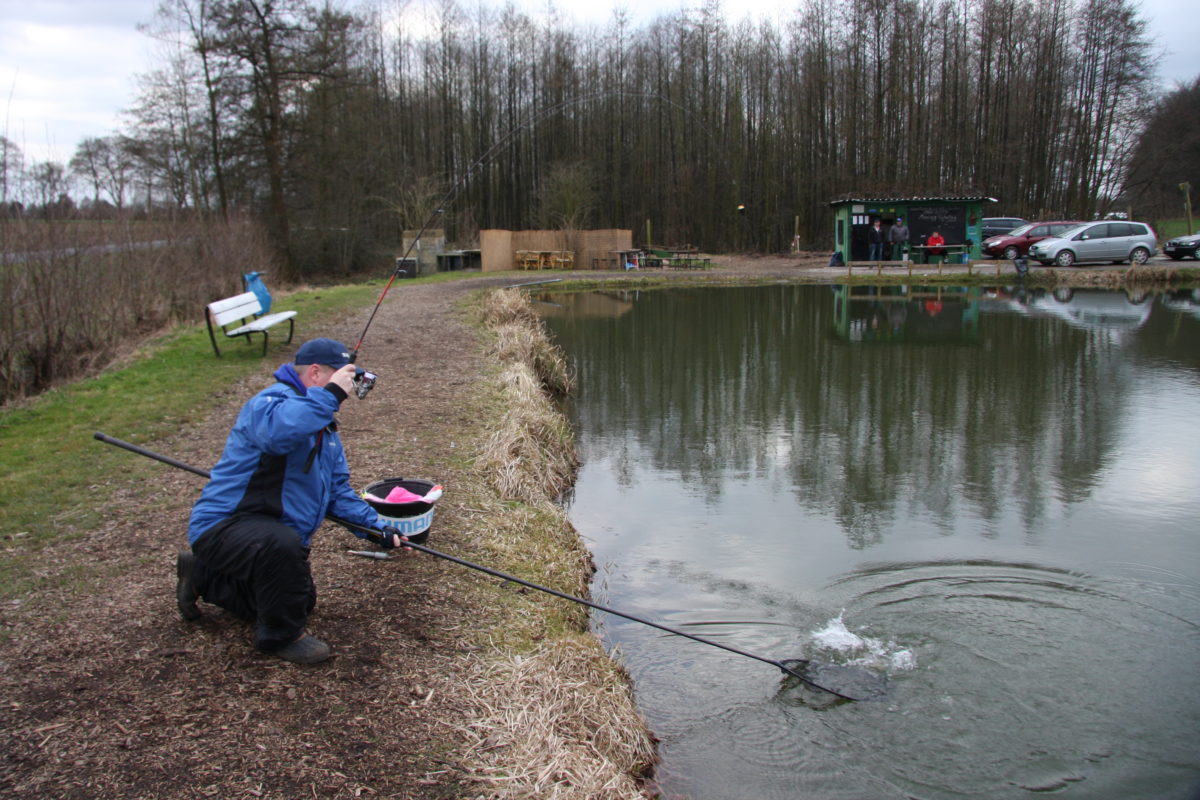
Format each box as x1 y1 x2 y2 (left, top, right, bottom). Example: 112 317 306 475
273 363 307 395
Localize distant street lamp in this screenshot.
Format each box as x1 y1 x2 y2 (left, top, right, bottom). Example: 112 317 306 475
1182 182 1194 235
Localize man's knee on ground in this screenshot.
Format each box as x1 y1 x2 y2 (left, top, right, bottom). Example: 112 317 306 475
256 524 309 567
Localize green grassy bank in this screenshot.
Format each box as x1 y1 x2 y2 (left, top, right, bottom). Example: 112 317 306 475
0 278 411 601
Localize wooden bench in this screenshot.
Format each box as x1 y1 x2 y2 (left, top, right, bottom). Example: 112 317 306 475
205 291 297 357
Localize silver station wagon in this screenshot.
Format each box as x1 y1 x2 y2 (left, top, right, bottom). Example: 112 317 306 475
1026 221 1158 267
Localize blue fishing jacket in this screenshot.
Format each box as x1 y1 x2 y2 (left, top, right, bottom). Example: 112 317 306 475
188 364 382 546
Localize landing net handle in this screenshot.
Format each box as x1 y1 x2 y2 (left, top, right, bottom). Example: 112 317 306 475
93 431 859 701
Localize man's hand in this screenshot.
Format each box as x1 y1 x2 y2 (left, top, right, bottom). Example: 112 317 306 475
380 525 412 550
328 364 357 395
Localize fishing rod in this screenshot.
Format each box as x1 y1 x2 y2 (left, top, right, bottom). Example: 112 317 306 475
93 431 861 701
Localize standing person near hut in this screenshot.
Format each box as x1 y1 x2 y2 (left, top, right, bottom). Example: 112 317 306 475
868 219 886 261
176 337 407 664
889 216 910 260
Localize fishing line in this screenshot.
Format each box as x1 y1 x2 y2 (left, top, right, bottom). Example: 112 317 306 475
93 431 861 701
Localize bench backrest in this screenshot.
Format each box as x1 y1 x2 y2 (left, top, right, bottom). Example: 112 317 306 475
207 292 265 328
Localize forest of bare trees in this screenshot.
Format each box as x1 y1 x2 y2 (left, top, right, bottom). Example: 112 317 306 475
3 0 1185 277
1124 77 1200 219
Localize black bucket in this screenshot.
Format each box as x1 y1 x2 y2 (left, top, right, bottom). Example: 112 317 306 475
362 478 437 544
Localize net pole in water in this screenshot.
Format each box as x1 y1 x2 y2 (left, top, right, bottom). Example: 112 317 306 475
93 432 858 700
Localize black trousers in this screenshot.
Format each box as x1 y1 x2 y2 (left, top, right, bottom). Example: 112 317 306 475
191 514 316 652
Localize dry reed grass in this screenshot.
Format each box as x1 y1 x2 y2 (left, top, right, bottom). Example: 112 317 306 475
460 287 657 799
478 290 579 504
492 324 576 396
1123 264 1182 284
481 500 593 633
457 638 657 800
483 288 575 396
479 286 541 328
1033 264 1185 289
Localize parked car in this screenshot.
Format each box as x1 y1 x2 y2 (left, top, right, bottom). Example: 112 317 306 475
981 220 1085 259
1163 232 1200 260
1026 221 1158 267
981 217 1027 239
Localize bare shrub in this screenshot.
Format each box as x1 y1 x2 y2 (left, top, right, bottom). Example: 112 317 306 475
0 215 276 402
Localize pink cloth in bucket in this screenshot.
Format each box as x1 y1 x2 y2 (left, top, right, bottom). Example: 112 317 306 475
383 485 425 503
364 483 444 505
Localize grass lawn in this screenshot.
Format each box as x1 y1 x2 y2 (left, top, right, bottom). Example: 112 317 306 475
1153 217 1198 239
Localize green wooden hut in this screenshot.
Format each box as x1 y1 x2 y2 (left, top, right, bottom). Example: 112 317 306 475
830 195 996 264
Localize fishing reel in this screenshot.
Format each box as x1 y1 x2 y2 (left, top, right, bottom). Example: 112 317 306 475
353 367 377 399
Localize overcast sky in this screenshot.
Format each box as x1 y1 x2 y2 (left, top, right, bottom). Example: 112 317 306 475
3 0 1197 165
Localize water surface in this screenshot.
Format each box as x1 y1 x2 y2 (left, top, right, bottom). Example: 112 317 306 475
540 284 1200 799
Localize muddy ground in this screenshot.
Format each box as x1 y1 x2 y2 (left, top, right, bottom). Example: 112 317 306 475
0 253 1148 799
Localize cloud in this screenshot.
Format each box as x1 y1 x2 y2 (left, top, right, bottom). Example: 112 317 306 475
1 0 157 161
1 0 1197 166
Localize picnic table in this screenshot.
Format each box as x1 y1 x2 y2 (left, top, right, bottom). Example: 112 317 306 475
644 248 711 269
515 250 573 270
911 243 969 264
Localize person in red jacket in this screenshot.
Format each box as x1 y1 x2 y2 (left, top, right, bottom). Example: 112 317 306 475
926 231 946 263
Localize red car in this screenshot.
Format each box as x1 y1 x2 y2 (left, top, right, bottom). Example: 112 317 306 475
982 220 1085 259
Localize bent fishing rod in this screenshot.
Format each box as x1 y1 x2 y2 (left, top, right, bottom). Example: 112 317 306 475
93 431 860 701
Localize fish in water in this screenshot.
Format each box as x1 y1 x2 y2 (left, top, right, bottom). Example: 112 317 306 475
779 658 891 702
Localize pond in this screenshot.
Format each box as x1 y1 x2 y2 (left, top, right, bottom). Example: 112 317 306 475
537 284 1200 800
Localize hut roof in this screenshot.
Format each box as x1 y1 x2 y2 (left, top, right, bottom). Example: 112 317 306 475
829 195 998 206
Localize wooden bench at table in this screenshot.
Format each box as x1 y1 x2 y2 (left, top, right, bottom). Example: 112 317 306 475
911 243 969 264
514 250 540 269
670 256 712 269
515 249 574 269
205 291 297 357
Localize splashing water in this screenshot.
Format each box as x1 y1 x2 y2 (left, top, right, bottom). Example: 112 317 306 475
810 613 916 672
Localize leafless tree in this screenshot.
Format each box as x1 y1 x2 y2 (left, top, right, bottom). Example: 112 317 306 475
104 0 1165 266
0 136 23 207
1123 78 1200 220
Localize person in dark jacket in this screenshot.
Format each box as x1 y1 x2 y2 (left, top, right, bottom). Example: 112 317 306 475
889 217 910 260
177 337 404 664
868 219 885 261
